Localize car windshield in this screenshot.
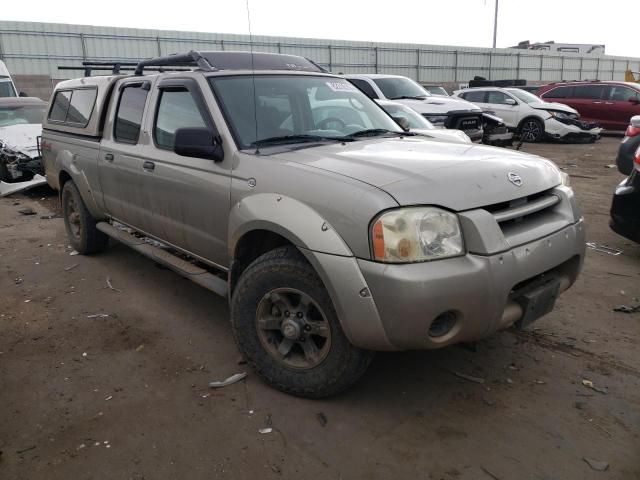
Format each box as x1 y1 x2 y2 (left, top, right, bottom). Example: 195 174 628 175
379 103 433 130
0 105 46 127
210 75 403 149
424 86 448 96
0 79 17 98
507 89 540 104
372 77 431 100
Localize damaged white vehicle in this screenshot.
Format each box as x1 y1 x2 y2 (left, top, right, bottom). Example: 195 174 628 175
0 97 48 196
453 87 602 143
375 100 472 144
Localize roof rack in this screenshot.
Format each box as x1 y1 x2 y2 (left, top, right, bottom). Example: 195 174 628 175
58 51 329 78
134 50 215 75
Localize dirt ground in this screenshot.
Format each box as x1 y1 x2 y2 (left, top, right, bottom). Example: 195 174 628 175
1 137 639 480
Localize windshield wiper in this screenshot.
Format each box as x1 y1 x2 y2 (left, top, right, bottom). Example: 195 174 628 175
389 95 428 100
251 134 348 147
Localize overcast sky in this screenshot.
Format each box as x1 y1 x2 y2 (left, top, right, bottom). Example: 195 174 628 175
3 0 638 58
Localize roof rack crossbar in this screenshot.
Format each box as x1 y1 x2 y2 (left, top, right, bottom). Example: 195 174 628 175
134 50 215 75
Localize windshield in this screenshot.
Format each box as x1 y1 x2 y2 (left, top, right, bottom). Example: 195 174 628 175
506 88 540 104
372 77 430 100
210 75 403 149
424 86 448 96
0 105 46 127
0 79 17 98
379 103 433 130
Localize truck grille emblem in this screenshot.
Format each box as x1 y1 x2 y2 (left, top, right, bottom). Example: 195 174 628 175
508 172 523 187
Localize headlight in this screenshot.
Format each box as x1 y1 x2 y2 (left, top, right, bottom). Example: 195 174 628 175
423 114 448 127
560 171 571 188
547 110 577 120
371 207 464 263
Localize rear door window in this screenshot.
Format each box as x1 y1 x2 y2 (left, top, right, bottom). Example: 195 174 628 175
154 89 208 150
543 86 573 99
573 85 605 100
114 84 149 144
461 90 486 102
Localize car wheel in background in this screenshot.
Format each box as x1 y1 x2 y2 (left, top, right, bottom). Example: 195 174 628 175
519 118 544 142
61 181 109 254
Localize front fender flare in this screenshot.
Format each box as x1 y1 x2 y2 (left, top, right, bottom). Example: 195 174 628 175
228 193 353 258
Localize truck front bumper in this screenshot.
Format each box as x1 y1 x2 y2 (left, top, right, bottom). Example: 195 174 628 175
312 219 585 351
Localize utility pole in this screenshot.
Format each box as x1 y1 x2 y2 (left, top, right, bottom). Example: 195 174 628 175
492 0 499 48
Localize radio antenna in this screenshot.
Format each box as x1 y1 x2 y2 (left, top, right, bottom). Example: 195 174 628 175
246 0 260 154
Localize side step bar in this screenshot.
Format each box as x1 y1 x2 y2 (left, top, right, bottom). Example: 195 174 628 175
96 222 228 298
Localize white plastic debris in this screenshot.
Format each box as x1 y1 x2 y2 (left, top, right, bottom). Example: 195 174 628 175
0 174 47 198
69 250 79 256
208 372 247 388
258 428 273 434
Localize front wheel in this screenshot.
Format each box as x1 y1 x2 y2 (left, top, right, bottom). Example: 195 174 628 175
519 118 544 143
231 246 374 398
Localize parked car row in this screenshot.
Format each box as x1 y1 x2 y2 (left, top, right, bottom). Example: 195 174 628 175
452 86 602 143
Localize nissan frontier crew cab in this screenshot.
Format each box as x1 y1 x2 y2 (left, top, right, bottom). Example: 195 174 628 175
42 51 585 398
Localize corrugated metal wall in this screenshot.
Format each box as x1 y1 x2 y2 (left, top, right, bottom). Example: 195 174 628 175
1 20 639 84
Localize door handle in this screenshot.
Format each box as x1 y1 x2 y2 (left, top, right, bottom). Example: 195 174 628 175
605 102 614 105
142 160 155 171
104 153 114 162
593 101 603 104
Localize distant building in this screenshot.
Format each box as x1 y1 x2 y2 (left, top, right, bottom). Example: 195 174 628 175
510 41 605 55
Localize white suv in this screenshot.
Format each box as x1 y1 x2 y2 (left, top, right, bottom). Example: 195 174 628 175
346 74 484 142
452 87 602 143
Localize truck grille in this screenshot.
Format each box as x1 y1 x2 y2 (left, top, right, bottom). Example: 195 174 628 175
483 189 560 226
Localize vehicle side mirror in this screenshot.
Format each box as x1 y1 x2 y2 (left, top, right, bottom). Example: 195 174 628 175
19 91 29 97
392 116 410 130
629 97 640 105
174 128 223 161
504 98 517 106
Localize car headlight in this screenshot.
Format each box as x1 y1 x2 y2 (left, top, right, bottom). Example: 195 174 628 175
547 110 577 120
423 114 448 127
371 207 464 263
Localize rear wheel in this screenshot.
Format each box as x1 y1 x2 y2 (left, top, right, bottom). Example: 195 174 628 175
231 246 374 398
61 181 109 254
519 118 544 142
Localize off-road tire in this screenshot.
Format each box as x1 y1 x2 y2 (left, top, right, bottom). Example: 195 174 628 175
518 117 544 143
61 181 108 254
231 246 374 398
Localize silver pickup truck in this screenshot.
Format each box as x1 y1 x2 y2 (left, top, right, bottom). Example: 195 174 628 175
42 51 585 397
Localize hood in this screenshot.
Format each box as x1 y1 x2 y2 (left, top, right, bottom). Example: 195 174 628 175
393 96 482 115
0 124 42 158
276 138 561 211
411 128 472 144
528 101 578 115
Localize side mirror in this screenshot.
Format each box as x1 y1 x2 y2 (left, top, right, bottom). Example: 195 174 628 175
392 116 410 131
629 97 640 105
19 91 29 97
174 128 224 161
504 98 517 106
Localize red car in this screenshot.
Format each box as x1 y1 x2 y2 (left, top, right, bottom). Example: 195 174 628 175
537 81 640 131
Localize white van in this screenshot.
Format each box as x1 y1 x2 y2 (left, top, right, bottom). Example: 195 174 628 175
0 60 18 98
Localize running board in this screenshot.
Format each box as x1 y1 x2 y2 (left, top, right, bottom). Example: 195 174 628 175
96 222 228 298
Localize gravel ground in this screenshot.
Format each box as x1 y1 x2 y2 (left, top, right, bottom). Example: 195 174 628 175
1 136 639 479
